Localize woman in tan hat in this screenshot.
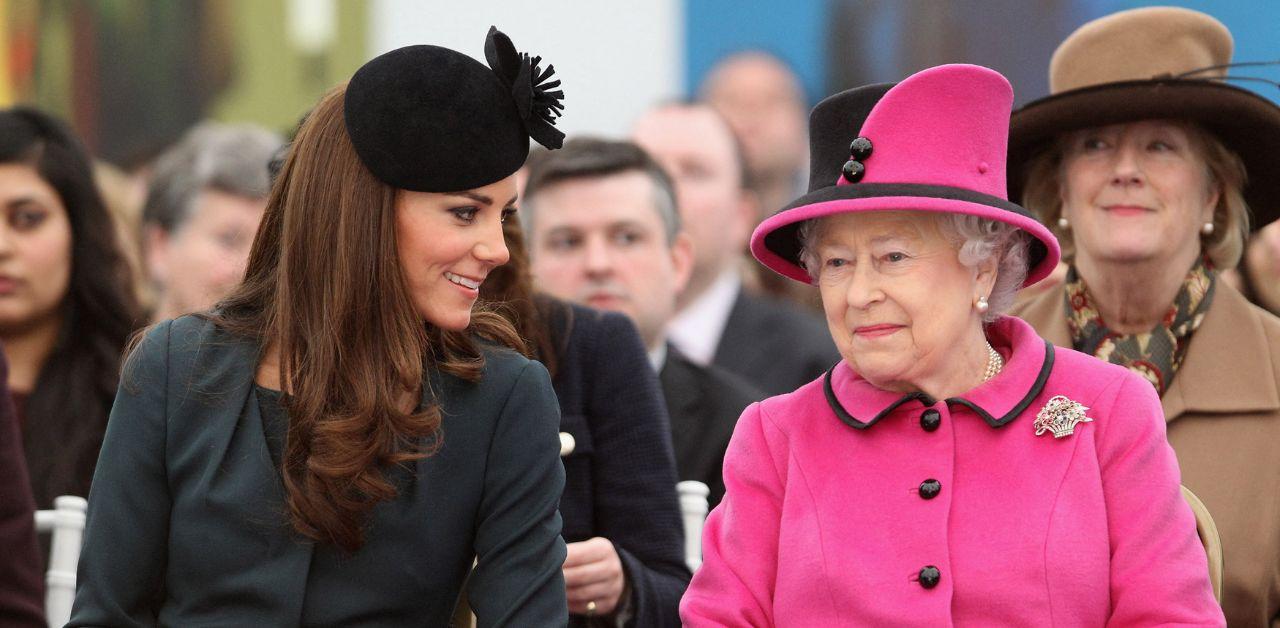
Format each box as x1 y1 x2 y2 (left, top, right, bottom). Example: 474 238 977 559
1009 7 1280 625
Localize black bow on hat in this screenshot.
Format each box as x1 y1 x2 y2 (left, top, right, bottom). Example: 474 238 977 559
484 26 565 150
343 26 566 193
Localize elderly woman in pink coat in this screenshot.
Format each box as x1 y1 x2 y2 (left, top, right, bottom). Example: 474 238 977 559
679 64 1224 626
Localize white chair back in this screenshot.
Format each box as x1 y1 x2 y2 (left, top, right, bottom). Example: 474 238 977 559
33 495 88 628
677 481 710 573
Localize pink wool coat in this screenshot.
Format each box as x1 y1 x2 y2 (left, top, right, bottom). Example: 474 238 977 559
680 316 1223 627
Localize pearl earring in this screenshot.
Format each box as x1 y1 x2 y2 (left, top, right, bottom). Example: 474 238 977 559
1201 221 1215 236
975 295 990 313
1057 216 1070 230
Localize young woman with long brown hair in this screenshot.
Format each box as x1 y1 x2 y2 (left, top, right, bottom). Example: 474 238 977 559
70 28 571 626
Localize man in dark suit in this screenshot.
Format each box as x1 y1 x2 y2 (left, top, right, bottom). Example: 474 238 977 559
656 344 759 507
523 137 761 508
632 103 839 396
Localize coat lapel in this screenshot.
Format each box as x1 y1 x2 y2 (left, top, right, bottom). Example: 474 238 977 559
712 293 755 370
167 317 315 624
1013 281 1280 423
1162 282 1280 422
659 346 707 467
824 317 1052 429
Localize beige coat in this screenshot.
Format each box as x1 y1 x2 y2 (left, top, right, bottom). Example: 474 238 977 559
1015 281 1280 627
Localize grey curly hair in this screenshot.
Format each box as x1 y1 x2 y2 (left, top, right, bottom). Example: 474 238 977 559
143 122 284 233
797 213 1031 322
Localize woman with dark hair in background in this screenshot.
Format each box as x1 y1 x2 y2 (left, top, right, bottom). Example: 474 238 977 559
0 107 140 510
482 217 691 626
71 28 570 626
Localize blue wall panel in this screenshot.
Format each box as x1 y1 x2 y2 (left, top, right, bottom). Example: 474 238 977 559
683 0 828 105
685 0 1278 105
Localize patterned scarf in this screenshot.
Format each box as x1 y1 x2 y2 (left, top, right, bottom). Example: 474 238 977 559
1063 259 1216 394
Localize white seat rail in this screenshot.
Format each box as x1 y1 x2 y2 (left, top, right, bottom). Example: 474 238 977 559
33 495 88 628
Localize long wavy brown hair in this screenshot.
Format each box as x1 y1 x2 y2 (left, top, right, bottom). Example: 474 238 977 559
207 84 522 552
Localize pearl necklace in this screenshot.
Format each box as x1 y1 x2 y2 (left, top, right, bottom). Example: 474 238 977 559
983 343 1004 382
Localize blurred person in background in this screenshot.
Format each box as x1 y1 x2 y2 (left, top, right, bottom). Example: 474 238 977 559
0 348 44 627
699 51 809 228
632 103 837 396
0 108 140 511
70 29 569 626
92 163 151 308
699 52 821 308
142 122 283 322
701 52 819 309
1226 219 1280 316
482 212 691 626
522 137 762 509
1008 8 1280 625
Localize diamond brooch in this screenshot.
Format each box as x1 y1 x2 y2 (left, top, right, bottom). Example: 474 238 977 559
1033 395 1094 438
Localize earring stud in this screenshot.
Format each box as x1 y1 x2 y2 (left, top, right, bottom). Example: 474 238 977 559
976 295 990 314
1057 216 1070 230
1201 221 1215 236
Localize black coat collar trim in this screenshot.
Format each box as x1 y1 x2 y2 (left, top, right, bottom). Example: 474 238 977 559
823 340 1056 430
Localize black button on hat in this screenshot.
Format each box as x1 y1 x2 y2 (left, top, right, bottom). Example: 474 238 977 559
920 409 942 432
343 26 565 193
849 136 873 160
919 566 941 589
919 479 941 500
751 66 1062 289
841 159 865 183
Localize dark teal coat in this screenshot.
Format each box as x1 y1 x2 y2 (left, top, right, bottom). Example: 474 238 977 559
69 316 568 627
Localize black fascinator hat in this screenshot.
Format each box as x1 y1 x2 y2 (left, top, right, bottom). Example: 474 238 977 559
343 26 566 192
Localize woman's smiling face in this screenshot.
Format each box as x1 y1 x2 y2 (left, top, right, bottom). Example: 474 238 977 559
1059 119 1218 268
394 174 517 331
811 211 991 392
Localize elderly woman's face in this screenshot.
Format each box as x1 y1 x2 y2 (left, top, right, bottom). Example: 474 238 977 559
811 211 991 391
1059 120 1218 266
146 189 266 320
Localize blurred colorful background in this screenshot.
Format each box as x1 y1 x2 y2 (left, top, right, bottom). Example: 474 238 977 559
3 0 1277 171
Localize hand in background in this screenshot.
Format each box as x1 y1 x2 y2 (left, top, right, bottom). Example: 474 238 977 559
563 537 626 616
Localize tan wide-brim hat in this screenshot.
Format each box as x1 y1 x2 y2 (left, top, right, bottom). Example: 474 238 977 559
1008 6 1280 229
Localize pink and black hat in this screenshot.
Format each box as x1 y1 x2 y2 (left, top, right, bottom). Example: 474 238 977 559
751 64 1060 286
